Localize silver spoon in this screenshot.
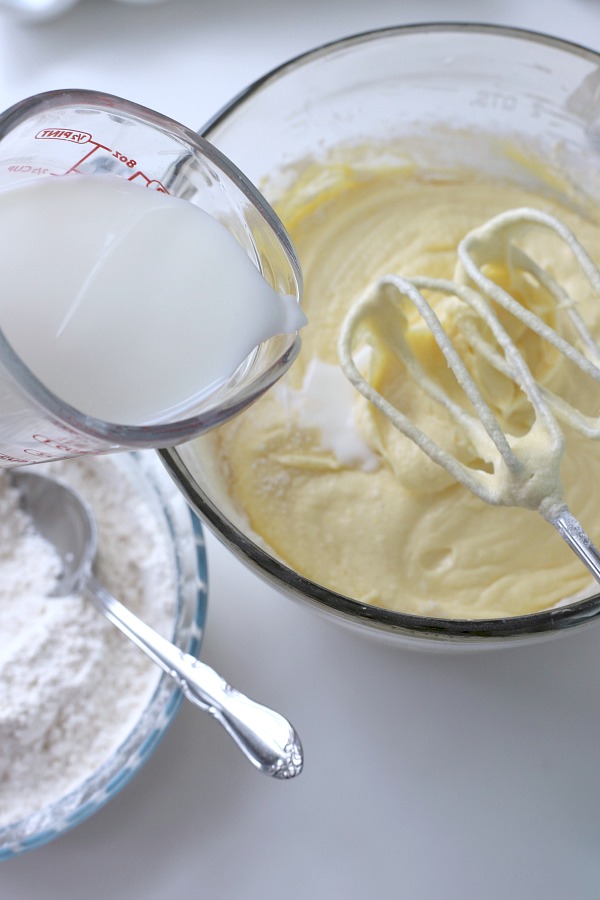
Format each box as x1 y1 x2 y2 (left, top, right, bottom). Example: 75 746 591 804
12 470 303 780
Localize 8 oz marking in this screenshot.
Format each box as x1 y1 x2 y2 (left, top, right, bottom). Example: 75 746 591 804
12 128 171 194
113 151 137 169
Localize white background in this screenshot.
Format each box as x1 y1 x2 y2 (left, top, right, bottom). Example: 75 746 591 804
3 1 600 898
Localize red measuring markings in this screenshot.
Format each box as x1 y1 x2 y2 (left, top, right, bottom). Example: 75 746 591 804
36 128 92 144
0 432 100 466
33 128 169 193
31 433 99 456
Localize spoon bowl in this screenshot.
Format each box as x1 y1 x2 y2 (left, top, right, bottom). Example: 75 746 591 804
12 470 96 596
12 470 303 780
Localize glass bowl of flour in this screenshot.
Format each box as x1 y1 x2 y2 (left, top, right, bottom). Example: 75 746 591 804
0 451 206 858
161 24 600 647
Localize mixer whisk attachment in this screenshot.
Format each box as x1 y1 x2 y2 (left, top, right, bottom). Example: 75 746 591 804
338 274 565 515
456 207 600 438
338 208 600 584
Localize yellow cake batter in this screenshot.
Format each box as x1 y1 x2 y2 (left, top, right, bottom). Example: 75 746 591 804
214 162 600 619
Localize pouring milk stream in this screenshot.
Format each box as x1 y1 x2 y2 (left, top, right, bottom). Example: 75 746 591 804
0 175 304 426
0 90 305 466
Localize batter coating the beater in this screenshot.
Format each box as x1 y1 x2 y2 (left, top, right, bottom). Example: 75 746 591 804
214 164 600 619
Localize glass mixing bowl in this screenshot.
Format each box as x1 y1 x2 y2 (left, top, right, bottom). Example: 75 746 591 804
0 452 207 858
160 24 600 646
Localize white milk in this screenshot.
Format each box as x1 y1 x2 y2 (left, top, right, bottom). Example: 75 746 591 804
0 175 304 424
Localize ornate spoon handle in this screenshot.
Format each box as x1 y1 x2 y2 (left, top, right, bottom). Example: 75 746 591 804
85 574 303 779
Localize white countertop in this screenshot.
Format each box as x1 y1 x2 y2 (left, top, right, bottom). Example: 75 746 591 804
3 2 600 898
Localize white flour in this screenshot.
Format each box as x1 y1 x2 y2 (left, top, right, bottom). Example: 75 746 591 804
0 453 176 827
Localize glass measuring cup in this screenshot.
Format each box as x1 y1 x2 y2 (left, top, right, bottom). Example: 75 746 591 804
0 89 302 467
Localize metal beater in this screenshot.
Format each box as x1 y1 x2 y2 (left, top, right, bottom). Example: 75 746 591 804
338 208 600 583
